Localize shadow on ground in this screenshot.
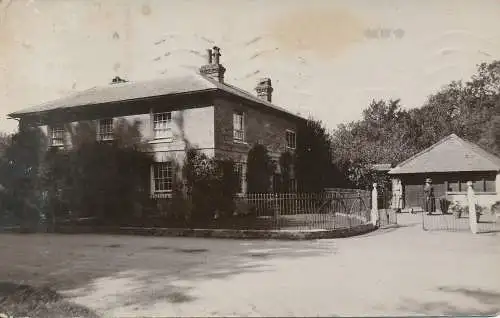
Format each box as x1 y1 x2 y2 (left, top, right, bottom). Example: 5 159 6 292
0 233 337 312
0 282 99 318
398 286 500 316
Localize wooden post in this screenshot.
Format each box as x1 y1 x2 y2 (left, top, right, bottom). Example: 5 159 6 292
371 183 379 226
467 181 478 234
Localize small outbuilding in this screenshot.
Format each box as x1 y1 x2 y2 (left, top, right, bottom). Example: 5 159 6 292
388 134 500 211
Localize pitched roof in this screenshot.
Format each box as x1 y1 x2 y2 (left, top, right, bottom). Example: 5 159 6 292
388 134 500 174
8 73 303 120
371 163 392 171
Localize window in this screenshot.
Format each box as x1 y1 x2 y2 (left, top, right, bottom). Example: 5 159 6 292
234 162 245 193
447 180 460 192
97 118 114 141
473 179 485 192
49 125 65 147
233 111 245 142
286 130 296 150
152 162 173 192
485 179 496 192
153 112 173 139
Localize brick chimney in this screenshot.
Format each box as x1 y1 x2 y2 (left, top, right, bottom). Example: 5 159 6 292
199 46 226 83
255 78 273 102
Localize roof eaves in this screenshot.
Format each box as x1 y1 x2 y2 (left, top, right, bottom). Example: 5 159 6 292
388 134 458 174
8 87 219 118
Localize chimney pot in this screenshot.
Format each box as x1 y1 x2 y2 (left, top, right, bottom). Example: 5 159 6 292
199 45 226 83
207 49 213 64
255 77 273 102
212 46 221 65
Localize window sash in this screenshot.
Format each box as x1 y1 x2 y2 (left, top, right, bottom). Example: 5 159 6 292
153 112 172 139
153 162 173 192
233 112 244 141
98 119 114 141
50 126 65 146
286 131 296 149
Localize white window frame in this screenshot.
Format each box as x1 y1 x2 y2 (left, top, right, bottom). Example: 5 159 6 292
233 111 245 142
153 112 173 140
97 118 114 141
152 161 174 193
49 124 65 147
286 130 296 150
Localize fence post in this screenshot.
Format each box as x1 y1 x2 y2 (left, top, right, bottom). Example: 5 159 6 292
467 181 478 234
371 183 379 227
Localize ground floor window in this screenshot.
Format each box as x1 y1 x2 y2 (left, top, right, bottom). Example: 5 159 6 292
49 125 65 147
152 162 173 193
234 162 245 194
446 176 496 193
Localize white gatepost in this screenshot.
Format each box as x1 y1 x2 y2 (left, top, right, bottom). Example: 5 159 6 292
467 181 478 234
371 183 379 226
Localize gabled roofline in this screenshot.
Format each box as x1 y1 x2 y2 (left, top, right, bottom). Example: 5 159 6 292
388 133 500 174
389 134 458 174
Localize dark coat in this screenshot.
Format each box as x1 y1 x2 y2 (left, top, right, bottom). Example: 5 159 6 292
423 183 436 212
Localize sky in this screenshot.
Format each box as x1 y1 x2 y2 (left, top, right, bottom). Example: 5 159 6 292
1 0 500 134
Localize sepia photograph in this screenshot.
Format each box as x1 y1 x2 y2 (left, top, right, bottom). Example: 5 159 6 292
0 0 499 317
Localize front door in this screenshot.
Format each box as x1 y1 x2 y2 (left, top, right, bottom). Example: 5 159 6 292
404 183 423 209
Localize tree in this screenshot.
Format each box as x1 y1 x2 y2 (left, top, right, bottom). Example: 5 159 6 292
295 118 340 192
246 144 275 193
38 119 154 227
331 99 418 187
182 148 239 221
330 60 500 188
0 127 47 230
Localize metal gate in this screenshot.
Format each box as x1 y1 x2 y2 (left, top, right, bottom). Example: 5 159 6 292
377 191 398 227
420 196 500 233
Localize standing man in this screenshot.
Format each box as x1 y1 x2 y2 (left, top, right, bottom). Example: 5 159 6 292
424 178 435 215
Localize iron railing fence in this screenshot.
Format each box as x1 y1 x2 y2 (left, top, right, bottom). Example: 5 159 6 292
151 191 373 231
406 194 500 233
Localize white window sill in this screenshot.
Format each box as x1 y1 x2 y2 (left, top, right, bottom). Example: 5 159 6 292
151 191 173 199
233 139 248 145
446 191 497 196
149 138 174 144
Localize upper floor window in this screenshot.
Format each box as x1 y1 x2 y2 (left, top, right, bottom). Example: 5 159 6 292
152 161 173 193
233 111 245 142
153 112 172 139
49 125 65 147
286 130 296 150
97 118 114 141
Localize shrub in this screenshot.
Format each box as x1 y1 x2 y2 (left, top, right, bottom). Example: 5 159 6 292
246 144 275 193
491 201 500 214
182 149 239 224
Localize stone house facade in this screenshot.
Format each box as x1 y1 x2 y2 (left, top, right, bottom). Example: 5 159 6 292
8 46 305 197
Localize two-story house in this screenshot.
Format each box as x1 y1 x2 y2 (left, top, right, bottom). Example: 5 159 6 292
8 46 305 197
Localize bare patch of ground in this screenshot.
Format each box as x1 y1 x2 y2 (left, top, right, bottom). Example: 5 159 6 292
0 215 499 316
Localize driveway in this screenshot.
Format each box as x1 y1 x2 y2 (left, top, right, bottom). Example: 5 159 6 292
1 214 499 317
